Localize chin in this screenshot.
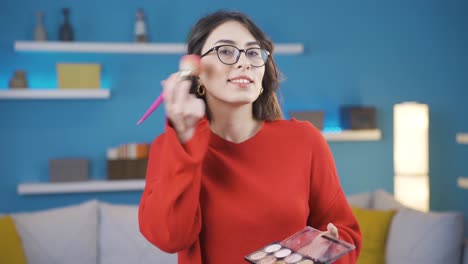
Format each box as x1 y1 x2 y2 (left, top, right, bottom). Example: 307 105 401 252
213 90 259 106
229 94 259 104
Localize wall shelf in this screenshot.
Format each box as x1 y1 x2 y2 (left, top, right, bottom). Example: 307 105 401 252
14 41 304 55
15 130 380 196
322 129 382 141
456 133 468 144
0 89 110 99
17 180 145 195
16 130 380 196
458 177 468 189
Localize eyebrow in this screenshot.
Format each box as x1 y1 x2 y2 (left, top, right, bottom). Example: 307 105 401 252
214 39 260 47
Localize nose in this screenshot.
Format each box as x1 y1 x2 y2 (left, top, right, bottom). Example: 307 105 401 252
236 51 251 69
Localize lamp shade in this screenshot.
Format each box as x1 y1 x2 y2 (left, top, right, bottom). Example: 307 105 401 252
394 102 429 175
394 175 430 212
393 102 430 211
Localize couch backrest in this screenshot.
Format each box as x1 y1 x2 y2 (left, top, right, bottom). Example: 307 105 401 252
10 200 177 264
98 202 177 264
347 189 466 264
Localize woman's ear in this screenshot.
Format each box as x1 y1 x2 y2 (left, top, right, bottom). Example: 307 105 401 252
197 77 203 87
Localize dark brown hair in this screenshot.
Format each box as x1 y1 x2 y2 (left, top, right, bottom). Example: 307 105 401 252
187 10 283 121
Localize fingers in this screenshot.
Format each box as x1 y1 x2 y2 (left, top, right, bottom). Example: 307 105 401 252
184 94 206 127
325 223 339 239
164 78 191 131
162 73 183 106
161 72 205 143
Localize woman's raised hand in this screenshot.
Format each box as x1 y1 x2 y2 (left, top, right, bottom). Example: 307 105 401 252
162 74 205 143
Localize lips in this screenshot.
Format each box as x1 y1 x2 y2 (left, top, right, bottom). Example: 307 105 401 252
228 75 254 84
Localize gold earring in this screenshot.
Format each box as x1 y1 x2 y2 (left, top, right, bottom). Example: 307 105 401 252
260 88 264 94
197 84 206 96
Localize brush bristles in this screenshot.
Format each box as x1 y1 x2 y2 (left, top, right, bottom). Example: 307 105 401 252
179 54 201 76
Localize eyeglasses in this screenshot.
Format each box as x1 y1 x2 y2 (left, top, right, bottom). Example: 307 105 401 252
200 45 270 67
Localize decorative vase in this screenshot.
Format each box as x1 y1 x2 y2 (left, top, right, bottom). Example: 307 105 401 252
59 8 74 41
8 70 28 89
134 9 148 42
34 11 47 41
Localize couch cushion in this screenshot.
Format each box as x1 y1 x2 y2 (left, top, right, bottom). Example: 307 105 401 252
386 208 465 264
352 206 396 264
372 189 407 210
463 240 468 264
11 200 98 264
347 192 373 209
99 202 177 264
0 216 28 264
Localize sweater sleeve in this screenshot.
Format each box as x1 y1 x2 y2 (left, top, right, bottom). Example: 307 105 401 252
306 126 362 263
138 119 210 253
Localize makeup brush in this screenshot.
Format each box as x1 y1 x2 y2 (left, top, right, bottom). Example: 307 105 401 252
136 54 201 125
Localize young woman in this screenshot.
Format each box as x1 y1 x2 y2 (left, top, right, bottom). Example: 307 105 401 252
138 10 361 264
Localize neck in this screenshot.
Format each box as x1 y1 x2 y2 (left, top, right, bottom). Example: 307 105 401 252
209 103 261 144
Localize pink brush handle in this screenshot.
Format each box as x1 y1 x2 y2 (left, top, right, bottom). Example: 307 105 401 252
136 92 164 125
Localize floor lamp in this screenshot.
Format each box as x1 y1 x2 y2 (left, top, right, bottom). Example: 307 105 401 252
393 102 430 212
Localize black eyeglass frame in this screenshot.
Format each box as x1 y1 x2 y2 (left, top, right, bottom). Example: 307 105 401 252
200 45 270 68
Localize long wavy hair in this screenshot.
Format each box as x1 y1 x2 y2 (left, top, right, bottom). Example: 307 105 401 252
186 10 283 121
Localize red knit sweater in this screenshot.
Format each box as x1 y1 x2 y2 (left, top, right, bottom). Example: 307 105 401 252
139 118 361 264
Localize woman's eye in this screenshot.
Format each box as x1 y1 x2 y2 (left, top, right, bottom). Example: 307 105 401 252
219 49 234 56
247 50 260 57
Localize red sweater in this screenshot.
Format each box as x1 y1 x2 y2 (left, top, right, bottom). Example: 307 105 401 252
139 118 361 264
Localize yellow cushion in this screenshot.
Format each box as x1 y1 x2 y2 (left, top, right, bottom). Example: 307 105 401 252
352 206 396 264
0 216 27 264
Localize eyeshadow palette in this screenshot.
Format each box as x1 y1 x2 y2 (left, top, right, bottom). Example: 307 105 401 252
245 226 355 264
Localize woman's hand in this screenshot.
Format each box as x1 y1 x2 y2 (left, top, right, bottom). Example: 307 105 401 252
297 223 339 259
162 73 205 143
323 223 339 239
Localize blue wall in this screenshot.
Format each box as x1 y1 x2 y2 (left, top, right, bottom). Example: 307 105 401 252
1 0 467 225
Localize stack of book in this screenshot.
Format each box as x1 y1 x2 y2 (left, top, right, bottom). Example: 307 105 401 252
106 143 150 180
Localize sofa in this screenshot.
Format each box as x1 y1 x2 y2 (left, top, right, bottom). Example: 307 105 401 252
1 190 466 264
1 200 177 264
347 189 467 264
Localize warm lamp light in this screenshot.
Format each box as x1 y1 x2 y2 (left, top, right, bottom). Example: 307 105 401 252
393 102 429 212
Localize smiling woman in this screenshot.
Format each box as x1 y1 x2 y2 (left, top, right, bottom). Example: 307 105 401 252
138 10 362 264
195 20 270 124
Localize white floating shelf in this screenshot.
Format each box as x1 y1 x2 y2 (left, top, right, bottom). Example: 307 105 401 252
456 133 468 144
0 89 110 99
15 41 186 54
458 177 468 189
273 43 304 54
14 41 304 55
323 129 382 141
18 179 145 195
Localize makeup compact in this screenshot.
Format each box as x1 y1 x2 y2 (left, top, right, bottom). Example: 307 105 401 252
244 226 355 264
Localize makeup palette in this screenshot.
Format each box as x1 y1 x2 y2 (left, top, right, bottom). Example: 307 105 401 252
244 226 355 264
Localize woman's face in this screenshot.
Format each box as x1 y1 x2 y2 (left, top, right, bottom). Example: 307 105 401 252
198 21 266 110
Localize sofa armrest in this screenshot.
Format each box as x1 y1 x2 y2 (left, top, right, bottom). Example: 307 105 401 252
463 240 468 264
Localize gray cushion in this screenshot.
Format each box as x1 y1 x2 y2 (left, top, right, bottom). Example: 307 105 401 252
347 192 373 209
11 200 99 264
99 202 177 264
372 189 407 210
463 240 468 264
385 208 465 264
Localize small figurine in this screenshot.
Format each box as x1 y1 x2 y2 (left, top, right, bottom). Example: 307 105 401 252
134 9 148 42
8 70 28 89
59 8 74 41
34 11 47 41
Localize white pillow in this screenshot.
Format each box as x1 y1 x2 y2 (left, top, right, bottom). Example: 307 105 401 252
11 200 98 264
346 191 373 209
386 208 465 264
98 202 177 264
